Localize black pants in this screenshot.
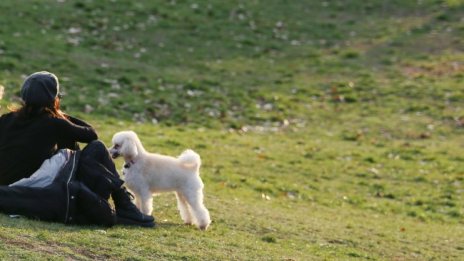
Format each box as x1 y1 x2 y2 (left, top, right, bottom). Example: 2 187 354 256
77 140 124 199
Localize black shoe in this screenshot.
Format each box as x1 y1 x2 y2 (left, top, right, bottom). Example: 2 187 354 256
116 216 155 228
116 205 155 223
112 187 155 223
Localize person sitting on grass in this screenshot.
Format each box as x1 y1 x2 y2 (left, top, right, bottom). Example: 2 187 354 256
0 71 154 227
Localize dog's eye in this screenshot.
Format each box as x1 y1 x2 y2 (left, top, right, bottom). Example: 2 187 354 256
114 144 120 149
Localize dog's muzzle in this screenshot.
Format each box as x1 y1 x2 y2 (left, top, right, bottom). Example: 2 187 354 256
110 151 120 159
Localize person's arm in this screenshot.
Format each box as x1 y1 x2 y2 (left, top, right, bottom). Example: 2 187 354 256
64 114 93 128
53 117 98 144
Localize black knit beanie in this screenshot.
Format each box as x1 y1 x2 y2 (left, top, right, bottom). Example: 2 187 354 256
21 71 60 106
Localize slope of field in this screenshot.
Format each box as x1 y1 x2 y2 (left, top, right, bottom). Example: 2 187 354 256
0 0 463 260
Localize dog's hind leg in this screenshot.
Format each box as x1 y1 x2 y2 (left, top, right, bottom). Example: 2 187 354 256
176 192 193 225
183 189 211 230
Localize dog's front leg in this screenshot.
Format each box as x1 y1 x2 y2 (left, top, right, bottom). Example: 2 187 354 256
140 191 153 215
134 194 142 210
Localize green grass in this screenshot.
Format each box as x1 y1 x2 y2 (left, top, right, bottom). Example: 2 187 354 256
1 0 464 260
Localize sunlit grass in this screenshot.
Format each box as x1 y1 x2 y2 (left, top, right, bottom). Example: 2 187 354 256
0 0 463 260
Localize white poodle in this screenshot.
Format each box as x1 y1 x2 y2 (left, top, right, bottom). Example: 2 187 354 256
108 130 211 230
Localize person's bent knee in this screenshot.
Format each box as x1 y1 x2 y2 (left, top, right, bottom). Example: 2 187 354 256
81 140 109 159
88 140 106 148
85 140 107 152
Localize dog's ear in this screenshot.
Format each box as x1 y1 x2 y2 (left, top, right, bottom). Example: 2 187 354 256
121 139 138 159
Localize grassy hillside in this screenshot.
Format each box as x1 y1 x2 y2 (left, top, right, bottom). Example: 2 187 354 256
0 0 463 260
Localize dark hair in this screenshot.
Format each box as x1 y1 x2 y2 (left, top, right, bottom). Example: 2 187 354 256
13 97 66 119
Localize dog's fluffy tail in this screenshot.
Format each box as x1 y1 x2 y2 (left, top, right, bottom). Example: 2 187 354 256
179 149 201 172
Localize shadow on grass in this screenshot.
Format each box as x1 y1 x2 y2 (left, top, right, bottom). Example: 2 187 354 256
0 214 166 231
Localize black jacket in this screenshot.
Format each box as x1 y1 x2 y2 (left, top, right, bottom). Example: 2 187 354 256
0 112 97 185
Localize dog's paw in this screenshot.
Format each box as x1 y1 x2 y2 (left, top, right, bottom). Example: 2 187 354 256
198 224 209 231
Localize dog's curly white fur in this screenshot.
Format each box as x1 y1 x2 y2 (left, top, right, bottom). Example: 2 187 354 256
109 131 211 230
